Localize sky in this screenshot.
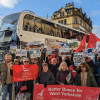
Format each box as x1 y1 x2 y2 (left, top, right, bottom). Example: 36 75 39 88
0 0 100 38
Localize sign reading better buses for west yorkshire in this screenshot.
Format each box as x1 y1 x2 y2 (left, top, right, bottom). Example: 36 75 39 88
33 84 99 100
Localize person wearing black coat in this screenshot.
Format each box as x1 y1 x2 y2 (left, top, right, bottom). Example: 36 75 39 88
45 52 62 78
36 63 55 87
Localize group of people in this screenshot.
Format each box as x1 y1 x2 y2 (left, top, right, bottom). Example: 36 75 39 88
0 46 100 100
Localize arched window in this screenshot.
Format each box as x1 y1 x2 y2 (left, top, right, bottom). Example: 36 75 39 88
50 30 53 36
38 28 42 33
57 32 60 37
33 25 37 33
24 23 31 31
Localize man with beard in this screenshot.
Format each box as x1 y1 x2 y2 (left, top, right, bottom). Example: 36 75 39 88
0 53 15 100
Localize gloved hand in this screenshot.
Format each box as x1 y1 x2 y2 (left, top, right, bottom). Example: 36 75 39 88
44 82 47 88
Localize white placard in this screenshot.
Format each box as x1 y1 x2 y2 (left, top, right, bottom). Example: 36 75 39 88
74 52 83 66
16 49 27 56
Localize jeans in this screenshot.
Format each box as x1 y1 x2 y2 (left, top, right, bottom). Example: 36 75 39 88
1 84 12 100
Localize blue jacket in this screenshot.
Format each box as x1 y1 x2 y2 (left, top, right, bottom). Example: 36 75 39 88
93 54 100 83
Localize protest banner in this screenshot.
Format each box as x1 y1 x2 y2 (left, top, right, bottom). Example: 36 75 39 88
11 49 16 54
30 50 41 57
22 41 41 49
33 84 99 100
60 43 70 53
16 49 27 56
13 65 39 82
74 52 83 66
10 44 17 54
68 39 78 48
46 47 52 55
44 38 56 48
96 42 100 50
83 49 88 57
26 41 41 46
87 48 95 57
61 43 69 48
10 44 17 49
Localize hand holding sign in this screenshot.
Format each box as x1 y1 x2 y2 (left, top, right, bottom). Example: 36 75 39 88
94 49 98 55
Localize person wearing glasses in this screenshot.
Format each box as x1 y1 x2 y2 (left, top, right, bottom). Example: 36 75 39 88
75 62 97 87
27 46 44 72
10 58 32 100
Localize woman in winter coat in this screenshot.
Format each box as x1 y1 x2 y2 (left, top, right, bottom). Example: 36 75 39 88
56 62 74 86
36 63 55 87
75 62 97 87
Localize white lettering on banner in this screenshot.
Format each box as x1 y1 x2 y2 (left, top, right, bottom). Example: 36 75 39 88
34 85 99 100
86 95 98 100
62 87 75 92
48 88 61 91
22 65 31 78
36 90 44 100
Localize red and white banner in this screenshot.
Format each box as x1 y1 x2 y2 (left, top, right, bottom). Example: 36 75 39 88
33 84 99 100
13 65 39 82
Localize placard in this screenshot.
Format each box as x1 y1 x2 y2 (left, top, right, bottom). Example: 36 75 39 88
10 44 17 49
68 39 78 48
74 52 83 66
61 43 69 48
16 49 27 56
26 41 41 46
10 44 17 54
30 50 41 58
87 48 95 57
46 47 52 55
45 38 56 48
96 42 100 50
22 42 41 49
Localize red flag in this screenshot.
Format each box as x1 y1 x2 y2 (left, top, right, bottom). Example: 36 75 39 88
13 65 39 82
87 32 100 48
74 34 87 53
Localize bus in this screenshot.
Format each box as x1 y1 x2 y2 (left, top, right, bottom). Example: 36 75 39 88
0 10 89 61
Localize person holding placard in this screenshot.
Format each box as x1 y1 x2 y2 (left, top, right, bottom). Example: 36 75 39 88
56 62 74 86
93 49 100 87
46 52 62 78
27 46 44 72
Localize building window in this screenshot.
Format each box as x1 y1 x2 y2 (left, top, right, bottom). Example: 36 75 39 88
58 21 60 23
64 19 67 25
61 20 63 24
63 12 64 16
60 12 64 17
80 20 82 26
85 24 86 28
74 18 77 24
